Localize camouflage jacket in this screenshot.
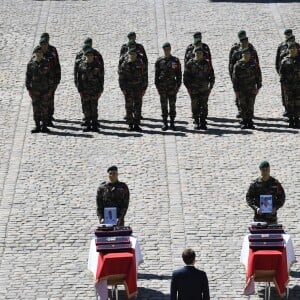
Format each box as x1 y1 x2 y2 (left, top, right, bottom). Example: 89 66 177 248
276 42 300 74
119 42 148 66
183 58 215 92
184 42 211 66
77 59 104 95
118 57 148 91
232 58 262 92
155 55 182 91
246 176 285 223
25 57 53 94
74 48 104 87
229 43 259 79
44 46 61 86
280 54 300 88
96 181 130 219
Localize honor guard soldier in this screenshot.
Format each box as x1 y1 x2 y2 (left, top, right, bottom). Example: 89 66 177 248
76 47 104 132
184 31 211 67
96 166 130 226
232 48 262 129
119 47 148 131
229 31 259 118
279 42 300 128
26 45 53 133
246 161 285 225
155 42 182 131
39 33 61 126
184 46 215 130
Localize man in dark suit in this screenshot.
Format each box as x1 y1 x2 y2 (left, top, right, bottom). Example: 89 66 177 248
170 248 210 300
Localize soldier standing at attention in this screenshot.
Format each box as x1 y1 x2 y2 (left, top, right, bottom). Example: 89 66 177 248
280 42 300 128
76 48 104 132
26 45 53 133
276 31 300 117
155 42 182 131
184 47 215 130
232 48 262 129
39 33 61 126
96 166 130 226
118 48 148 132
229 31 259 118
246 161 285 225
184 32 211 67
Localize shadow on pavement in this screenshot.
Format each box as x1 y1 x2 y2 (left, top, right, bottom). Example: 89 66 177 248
112 287 170 300
142 117 189 125
53 124 84 131
48 130 93 138
53 118 82 125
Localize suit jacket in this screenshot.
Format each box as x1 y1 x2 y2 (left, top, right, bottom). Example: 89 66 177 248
170 266 210 300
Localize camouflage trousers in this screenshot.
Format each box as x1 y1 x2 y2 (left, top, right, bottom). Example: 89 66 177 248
189 90 209 119
280 83 286 108
285 88 300 118
47 86 57 120
81 94 99 122
124 89 143 125
31 92 49 123
238 89 257 120
158 89 177 119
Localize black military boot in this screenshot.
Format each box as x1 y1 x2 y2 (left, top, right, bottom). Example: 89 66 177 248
294 118 300 129
31 121 41 133
41 122 50 133
91 121 100 132
288 117 295 128
194 118 200 130
247 119 255 129
162 118 168 131
199 118 207 130
134 124 142 132
241 119 248 129
127 124 134 131
47 119 55 127
83 121 91 132
170 117 176 131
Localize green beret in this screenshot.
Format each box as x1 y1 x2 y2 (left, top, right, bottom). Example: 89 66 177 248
288 42 297 49
84 37 92 45
128 47 137 54
238 30 247 38
193 38 202 45
40 32 49 39
162 42 171 49
286 35 295 42
259 161 270 169
241 47 250 54
194 46 204 53
33 45 42 53
284 29 292 35
39 36 48 45
127 40 136 47
193 31 202 38
127 31 136 38
84 47 93 55
107 165 118 173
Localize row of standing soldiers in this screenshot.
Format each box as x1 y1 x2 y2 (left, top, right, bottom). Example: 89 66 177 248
25 30 300 133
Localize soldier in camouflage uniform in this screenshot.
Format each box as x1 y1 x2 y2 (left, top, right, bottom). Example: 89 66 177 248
183 46 215 130
280 42 300 128
232 48 262 129
155 42 182 131
39 34 61 126
184 32 211 67
96 166 129 226
74 38 104 126
76 48 104 132
229 31 259 118
246 161 285 225
118 48 148 132
26 45 53 133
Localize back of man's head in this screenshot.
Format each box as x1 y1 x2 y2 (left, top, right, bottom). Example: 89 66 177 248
182 248 195 265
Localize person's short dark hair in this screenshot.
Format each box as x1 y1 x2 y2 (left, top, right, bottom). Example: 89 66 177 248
107 165 118 173
182 248 196 265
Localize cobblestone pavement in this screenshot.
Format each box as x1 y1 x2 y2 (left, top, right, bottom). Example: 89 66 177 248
0 0 299 299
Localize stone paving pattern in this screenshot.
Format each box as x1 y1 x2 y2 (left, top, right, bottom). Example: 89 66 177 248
0 0 299 299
